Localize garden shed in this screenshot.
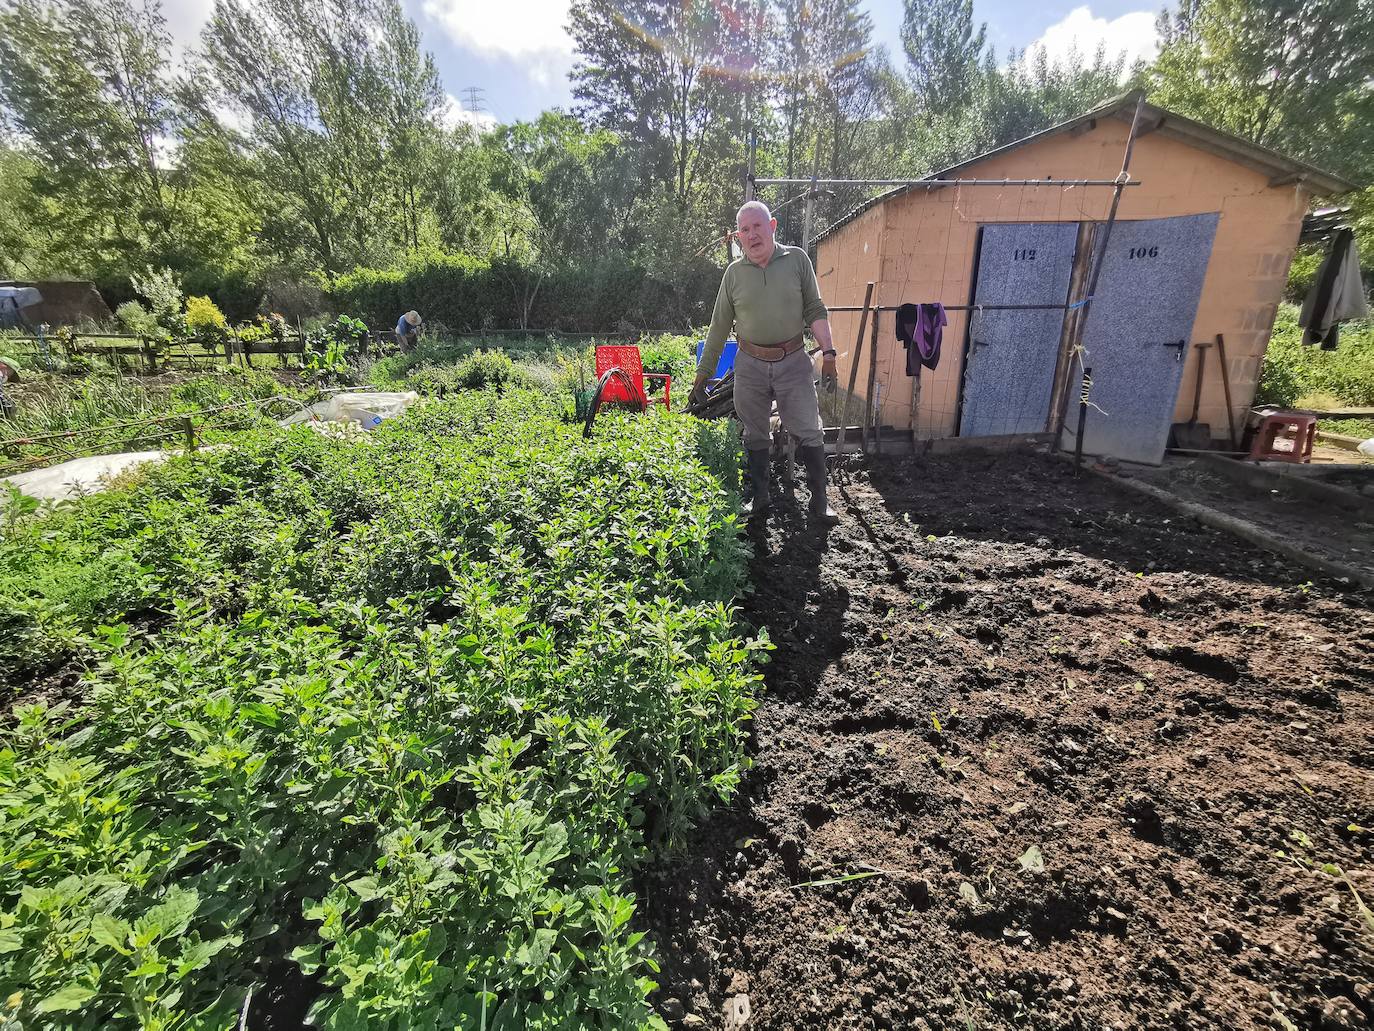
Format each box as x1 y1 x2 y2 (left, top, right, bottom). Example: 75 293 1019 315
814 92 1355 463
0 280 111 328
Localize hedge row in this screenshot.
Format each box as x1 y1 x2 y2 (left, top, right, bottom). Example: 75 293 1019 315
330 255 723 334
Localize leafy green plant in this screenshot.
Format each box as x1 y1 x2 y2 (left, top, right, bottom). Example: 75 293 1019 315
184 296 229 342
114 300 160 339
0 391 756 1028
129 267 186 340
1257 305 1374 407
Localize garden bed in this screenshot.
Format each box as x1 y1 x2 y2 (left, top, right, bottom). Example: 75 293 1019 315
642 452 1372 1031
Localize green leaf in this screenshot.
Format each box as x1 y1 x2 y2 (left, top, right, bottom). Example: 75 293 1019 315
139 886 199 942
36 982 98 1013
240 702 281 728
176 936 231 977
90 913 132 955
347 876 384 902
129 958 169 977
516 927 557 970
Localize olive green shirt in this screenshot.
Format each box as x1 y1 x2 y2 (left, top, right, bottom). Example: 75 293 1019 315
701 243 829 374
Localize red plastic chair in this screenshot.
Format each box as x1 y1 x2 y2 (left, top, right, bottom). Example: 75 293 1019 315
583 345 672 439
593 345 671 411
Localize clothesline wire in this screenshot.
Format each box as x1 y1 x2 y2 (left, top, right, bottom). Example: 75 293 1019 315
827 303 1074 313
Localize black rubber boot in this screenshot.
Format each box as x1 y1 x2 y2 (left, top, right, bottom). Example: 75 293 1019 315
741 447 772 521
801 445 839 525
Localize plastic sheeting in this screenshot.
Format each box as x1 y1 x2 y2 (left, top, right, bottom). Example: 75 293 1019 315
4 450 171 501
279 391 419 429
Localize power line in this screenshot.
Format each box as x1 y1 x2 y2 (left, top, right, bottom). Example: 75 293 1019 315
461 87 487 114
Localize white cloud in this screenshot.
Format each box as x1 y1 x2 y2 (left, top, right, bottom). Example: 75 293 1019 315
438 93 499 131
164 0 215 60
212 104 253 135
1025 7 1160 73
421 0 572 58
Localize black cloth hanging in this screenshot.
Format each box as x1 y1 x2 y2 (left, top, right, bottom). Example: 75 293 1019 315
896 302 946 376
1299 228 1368 351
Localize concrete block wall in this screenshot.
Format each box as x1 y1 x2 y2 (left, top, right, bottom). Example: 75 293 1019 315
816 117 1313 440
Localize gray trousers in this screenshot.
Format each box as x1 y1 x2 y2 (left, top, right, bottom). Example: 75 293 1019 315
734 348 823 449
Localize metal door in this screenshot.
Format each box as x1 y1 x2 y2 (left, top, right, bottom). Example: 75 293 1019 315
960 223 1079 436
1062 213 1219 464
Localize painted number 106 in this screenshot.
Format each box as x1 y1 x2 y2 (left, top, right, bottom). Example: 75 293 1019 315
1129 246 1160 258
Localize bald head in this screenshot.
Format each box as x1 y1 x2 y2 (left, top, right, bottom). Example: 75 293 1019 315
735 201 778 265
736 200 772 225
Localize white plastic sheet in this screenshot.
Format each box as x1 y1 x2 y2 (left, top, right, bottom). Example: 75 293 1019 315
279 391 418 430
4 450 170 501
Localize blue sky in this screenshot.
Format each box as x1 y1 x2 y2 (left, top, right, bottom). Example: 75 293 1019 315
166 2 1162 127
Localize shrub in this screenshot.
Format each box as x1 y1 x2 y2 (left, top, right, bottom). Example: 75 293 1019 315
185 295 229 340
331 254 721 333
114 299 159 338
1257 304 1374 407
130 266 186 338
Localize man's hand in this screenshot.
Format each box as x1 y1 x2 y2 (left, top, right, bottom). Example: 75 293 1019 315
689 377 711 408
821 354 838 393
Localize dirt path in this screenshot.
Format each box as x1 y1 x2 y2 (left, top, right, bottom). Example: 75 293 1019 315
641 452 1373 1031
1126 460 1374 582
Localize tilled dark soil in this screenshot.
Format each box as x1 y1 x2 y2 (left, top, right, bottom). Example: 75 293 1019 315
640 451 1373 1031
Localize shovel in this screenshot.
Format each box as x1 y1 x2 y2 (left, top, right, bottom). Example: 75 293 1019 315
1169 342 1212 451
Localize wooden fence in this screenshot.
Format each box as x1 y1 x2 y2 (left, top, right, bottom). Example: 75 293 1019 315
2 329 336 373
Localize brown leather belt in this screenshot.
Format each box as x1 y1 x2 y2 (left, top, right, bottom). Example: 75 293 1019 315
738 332 805 362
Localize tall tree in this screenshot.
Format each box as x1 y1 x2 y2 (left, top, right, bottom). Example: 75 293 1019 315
899 0 987 113
768 0 884 239
569 0 758 251
1149 0 1374 181
0 0 183 273
198 0 444 275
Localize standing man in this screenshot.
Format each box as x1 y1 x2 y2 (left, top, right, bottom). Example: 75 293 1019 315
394 310 422 352
691 201 839 525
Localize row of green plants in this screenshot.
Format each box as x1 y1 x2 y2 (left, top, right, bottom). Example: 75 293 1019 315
0 369 314 472
365 334 701 406
0 391 761 1028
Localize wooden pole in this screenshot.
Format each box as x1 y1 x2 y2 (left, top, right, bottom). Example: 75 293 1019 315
837 282 874 450
864 308 880 452
908 365 921 448
1054 92 1148 450
1215 333 1239 450
1074 366 1092 475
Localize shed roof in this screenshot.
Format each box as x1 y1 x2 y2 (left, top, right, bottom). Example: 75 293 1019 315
814 91 1356 245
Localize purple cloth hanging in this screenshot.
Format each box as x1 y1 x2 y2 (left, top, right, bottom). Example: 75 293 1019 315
896 302 946 375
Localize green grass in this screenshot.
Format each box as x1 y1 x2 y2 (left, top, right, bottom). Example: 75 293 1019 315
1321 417 1374 439
0 391 756 1029
1257 304 1374 409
